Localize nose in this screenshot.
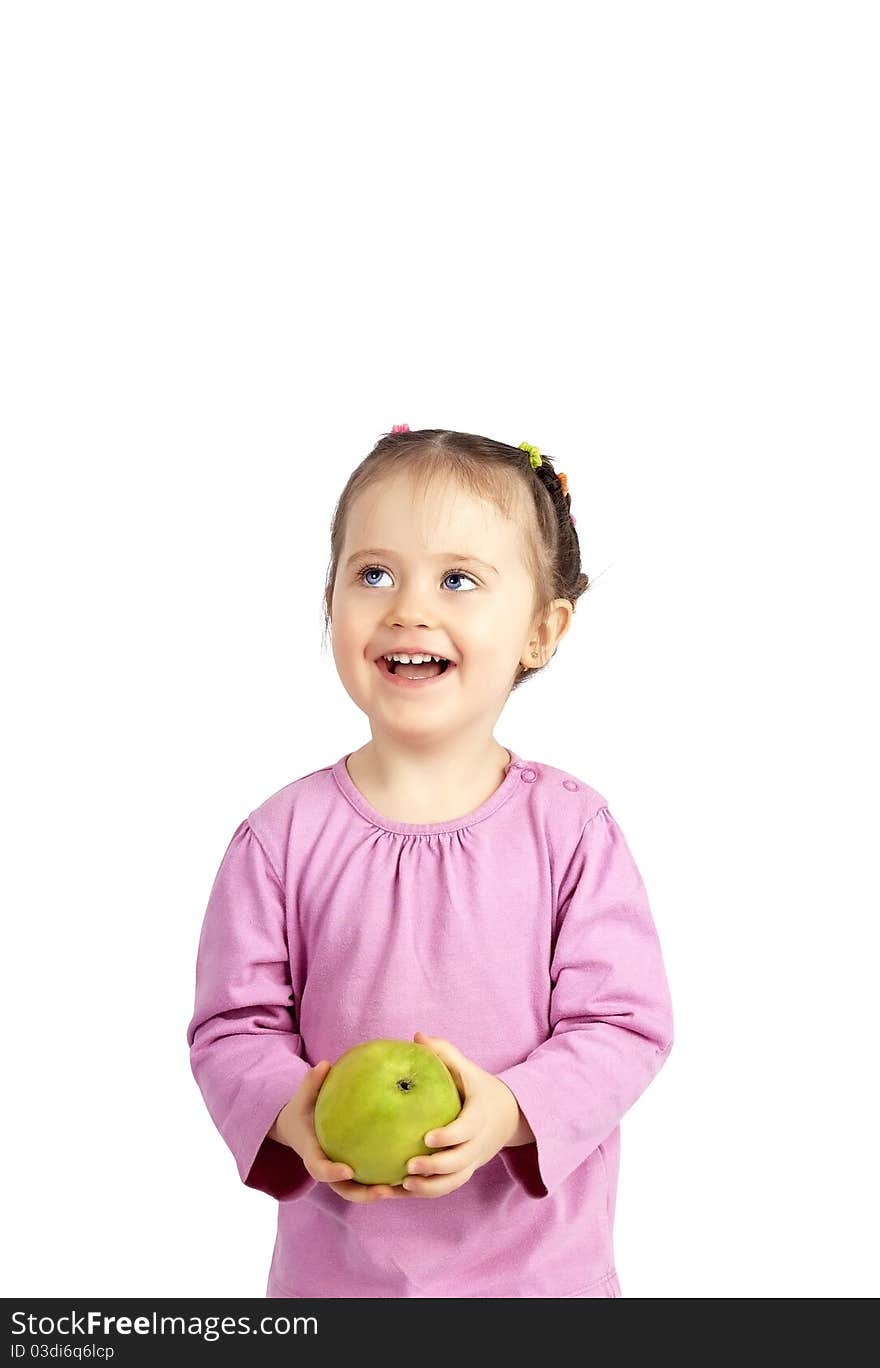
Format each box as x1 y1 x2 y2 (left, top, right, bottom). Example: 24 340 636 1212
383 579 437 631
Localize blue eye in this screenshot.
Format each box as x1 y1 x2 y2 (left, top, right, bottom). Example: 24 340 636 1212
360 566 392 587
442 571 477 592
355 564 478 592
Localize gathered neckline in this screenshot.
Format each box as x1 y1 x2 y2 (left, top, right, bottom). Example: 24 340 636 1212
331 748 525 835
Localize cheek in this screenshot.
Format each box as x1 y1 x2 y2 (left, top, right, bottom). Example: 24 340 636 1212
463 609 524 661
329 603 367 649
330 628 365 676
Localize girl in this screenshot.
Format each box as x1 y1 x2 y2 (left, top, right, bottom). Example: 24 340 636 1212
186 425 674 1299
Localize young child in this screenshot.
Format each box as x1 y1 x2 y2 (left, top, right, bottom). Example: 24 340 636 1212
186 424 674 1299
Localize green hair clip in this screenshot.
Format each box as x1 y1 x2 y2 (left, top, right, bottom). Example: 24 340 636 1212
519 439 577 527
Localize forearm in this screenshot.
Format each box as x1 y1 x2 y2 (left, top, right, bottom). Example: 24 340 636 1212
507 1108 536 1146
268 1096 296 1146
499 1079 535 1146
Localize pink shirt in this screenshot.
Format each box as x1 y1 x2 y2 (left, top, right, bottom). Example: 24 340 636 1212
186 750 674 1298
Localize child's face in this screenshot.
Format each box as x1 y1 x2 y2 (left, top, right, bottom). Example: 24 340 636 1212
330 469 567 741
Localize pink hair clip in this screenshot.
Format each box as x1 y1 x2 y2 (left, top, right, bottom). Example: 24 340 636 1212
391 423 411 433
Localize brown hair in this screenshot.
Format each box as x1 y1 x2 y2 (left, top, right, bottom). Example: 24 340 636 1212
321 428 590 692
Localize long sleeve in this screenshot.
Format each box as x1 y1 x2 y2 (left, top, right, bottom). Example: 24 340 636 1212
186 818 314 1201
496 806 674 1199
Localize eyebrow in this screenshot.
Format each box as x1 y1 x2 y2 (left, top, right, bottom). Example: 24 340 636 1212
346 548 499 575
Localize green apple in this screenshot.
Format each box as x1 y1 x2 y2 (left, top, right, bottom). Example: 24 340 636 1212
314 1039 462 1186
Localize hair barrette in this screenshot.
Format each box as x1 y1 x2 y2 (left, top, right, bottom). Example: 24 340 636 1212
519 440 576 526
518 440 542 468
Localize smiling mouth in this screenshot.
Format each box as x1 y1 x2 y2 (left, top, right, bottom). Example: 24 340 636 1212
375 655 457 684
386 658 451 676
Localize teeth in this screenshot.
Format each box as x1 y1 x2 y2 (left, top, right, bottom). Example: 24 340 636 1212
382 653 448 664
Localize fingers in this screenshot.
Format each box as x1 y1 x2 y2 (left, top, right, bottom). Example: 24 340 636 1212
406 1142 472 1178
423 1106 471 1151
327 1180 416 1203
421 1116 468 1149
303 1142 354 1185
402 1162 476 1198
413 1032 466 1097
300 1059 331 1101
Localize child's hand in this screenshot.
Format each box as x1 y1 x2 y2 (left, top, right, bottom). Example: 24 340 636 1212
272 1060 407 1202
399 1031 523 1199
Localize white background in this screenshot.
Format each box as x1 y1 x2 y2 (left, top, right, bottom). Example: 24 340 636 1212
2 1 877 1299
